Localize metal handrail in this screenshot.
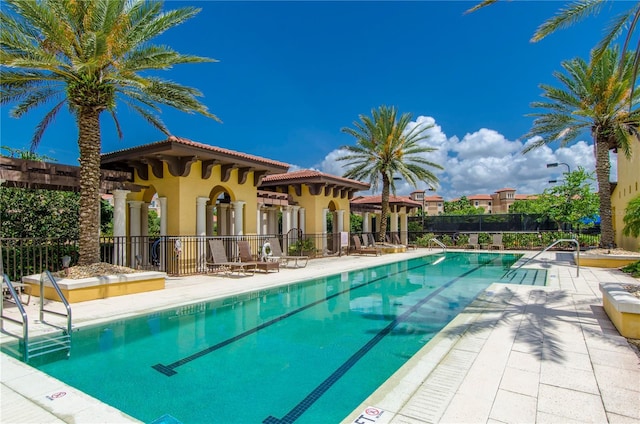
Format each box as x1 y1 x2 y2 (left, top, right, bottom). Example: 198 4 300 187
40 271 72 335
506 238 580 278
429 238 446 252
1 273 29 359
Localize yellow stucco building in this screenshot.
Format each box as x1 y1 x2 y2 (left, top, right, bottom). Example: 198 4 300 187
612 148 640 251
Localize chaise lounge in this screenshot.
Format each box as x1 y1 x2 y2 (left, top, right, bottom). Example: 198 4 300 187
266 237 309 268
352 235 381 256
206 239 257 276
237 241 279 273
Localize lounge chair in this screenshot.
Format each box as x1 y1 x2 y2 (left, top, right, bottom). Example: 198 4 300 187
392 233 417 249
237 241 279 273
488 233 504 250
266 237 308 268
352 235 381 256
367 233 384 247
2 274 31 305
206 240 256 276
466 234 480 250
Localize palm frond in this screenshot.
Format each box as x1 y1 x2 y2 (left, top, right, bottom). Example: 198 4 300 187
593 5 637 61
31 99 66 150
121 46 216 72
532 0 604 42
464 0 501 15
11 87 61 118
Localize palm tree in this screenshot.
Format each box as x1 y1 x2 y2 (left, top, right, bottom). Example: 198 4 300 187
524 47 640 247
1 0 218 265
339 106 442 243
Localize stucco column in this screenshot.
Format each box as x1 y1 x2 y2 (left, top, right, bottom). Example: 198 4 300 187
158 196 167 271
218 204 229 236
401 211 408 244
159 197 167 235
363 212 370 234
268 207 278 235
140 202 150 266
256 206 263 236
196 197 208 271
390 211 398 235
232 201 245 235
336 209 345 232
196 197 208 236
322 208 329 253
282 205 291 236
291 206 300 231
128 200 142 267
298 208 306 234
113 190 130 266
206 204 215 236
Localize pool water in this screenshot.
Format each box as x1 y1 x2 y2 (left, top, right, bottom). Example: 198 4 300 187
14 252 537 423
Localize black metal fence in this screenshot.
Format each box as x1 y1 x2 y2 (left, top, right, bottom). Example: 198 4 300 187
412 213 599 234
1 230 600 281
1 232 345 280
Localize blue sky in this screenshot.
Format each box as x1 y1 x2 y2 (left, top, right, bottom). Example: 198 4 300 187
0 1 626 199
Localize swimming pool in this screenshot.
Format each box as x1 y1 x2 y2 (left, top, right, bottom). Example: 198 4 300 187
6 252 540 423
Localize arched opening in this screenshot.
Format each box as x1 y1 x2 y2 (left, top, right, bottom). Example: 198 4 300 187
208 186 235 236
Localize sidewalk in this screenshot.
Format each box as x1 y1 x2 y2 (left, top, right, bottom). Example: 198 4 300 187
2 250 639 423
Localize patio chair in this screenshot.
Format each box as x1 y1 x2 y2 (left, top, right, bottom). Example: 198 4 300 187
488 233 504 250
392 233 417 249
466 234 480 250
367 233 384 247
266 237 308 268
237 241 279 273
2 275 31 305
352 235 381 256
206 240 256 276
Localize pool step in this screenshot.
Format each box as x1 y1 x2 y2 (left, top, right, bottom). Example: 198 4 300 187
27 332 71 360
499 268 546 286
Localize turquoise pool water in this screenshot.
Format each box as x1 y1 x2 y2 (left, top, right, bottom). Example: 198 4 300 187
14 252 538 424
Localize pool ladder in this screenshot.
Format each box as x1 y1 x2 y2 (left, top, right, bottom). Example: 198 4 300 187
429 238 446 252
1 271 72 362
503 238 580 279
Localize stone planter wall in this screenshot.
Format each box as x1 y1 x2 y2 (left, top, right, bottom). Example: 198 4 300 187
22 271 166 303
599 282 640 338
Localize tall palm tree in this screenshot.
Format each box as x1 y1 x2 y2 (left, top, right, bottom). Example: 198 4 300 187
339 105 442 243
1 0 218 265
524 47 640 247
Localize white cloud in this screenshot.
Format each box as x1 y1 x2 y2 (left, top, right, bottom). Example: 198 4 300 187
452 128 522 159
314 116 599 200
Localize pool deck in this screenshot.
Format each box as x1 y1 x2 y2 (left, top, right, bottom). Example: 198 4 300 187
2 249 639 423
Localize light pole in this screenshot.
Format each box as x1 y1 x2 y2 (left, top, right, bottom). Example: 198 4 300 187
546 162 571 173
422 186 435 229
547 162 571 185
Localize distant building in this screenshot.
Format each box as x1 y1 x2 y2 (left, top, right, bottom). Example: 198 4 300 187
409 188 536 215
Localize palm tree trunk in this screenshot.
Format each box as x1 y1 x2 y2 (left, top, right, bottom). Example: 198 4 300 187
77 107 103 265
594 135 615 248
379 174 390 243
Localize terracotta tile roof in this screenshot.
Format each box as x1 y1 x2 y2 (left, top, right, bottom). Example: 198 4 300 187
351 195 421 207
495 187 516 192
102 136 290 169
467 194 493 200
262 169 370 190
424 195 444 201
515 194 538 200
